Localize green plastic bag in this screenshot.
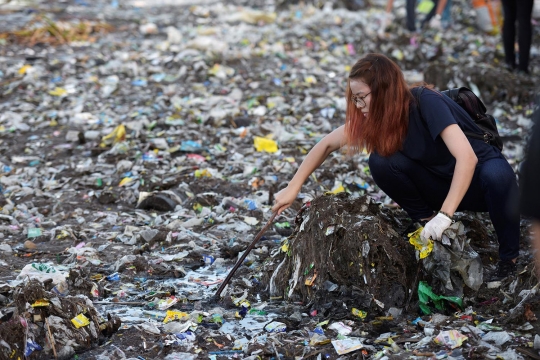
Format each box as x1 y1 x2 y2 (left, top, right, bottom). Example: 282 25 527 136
418 281 463 315
417 0 435 14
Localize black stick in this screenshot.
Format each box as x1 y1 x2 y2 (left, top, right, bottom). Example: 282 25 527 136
214 211 278 299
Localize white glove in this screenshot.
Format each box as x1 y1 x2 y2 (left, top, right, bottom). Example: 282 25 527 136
421 213 452 241
429 15 442 30
378 12 395 38
381 12 395 30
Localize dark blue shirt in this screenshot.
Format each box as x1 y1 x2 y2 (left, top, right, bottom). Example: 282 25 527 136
401 87 502 178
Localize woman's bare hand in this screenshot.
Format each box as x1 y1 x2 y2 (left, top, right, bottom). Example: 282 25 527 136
271 186 299 214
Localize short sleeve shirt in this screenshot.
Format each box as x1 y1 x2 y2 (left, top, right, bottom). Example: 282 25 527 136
401 87 502 178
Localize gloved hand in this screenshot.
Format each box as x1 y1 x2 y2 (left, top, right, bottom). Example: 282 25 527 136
377 12 395 38
381 12 395 30
421 213 452 241
429 15 442 30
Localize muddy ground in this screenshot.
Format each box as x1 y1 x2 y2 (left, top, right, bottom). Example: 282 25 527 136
0 0 540 359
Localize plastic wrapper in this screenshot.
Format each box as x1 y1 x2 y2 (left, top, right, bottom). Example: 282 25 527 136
434 330 468 349
331 338 365 355
253 137 278 153
264 321 286 333
71 314 91 328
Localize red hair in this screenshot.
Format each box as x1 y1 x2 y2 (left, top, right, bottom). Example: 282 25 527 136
344 53 413 157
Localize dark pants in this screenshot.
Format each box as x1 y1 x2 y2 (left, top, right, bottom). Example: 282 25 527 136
369 151 520 261
501 0 534 73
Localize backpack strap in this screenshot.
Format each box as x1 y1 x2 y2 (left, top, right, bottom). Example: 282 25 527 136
441 88 460 102
442 87 487 114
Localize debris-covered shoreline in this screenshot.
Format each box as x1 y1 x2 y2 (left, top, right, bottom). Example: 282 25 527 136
0 0 539 358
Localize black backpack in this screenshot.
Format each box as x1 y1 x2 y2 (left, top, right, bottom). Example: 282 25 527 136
415 86 503 151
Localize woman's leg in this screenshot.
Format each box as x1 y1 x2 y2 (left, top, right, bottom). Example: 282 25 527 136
369 152 520 261
516 0 534 73
406 0 417 31
501 0 517 69
442 0 452 23
459 157 520 261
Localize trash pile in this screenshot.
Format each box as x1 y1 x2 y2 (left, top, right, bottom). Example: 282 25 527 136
264 193 418 310
0 0 539 358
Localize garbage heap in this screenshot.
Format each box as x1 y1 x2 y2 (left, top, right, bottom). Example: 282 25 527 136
0 0 539 358
0 275 121 360
264 193 417 312
261 192 497 312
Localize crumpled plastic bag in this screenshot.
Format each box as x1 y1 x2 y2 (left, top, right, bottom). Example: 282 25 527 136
422 222 483 293
17 263 67 284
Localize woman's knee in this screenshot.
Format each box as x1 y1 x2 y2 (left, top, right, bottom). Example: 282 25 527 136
368 152 414 182
368 153 390 175
478 159 517 190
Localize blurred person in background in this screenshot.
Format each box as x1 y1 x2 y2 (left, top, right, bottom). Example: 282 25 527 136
501 0 534 74
383 0 450 32
521 102 540 276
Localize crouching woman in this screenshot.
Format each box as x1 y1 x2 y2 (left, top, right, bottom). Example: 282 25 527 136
272 53 519 281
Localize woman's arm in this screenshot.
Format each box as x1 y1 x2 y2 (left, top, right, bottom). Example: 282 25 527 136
435 0 447 17
385 0 394 13
272 125 346 214
439 124 478 216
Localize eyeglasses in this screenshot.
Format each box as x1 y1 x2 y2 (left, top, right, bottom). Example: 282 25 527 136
351 92 371 107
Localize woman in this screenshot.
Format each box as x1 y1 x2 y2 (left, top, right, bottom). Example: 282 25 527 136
272 53 520 282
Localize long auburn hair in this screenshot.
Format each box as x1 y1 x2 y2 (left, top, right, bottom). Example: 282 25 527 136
345 53 413 157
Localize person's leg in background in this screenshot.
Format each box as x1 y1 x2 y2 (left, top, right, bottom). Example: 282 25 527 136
441 0 452 23
501 0 517 71
516 0 534 73
406 0 417 32
520 99 540 278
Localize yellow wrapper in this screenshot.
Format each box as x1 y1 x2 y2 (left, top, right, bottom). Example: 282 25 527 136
71 314 90 328
49 87 67 96
329 184 345 194
19 65 32 75
408 227 433 259
119 177 134 186
254 137 278 153
351 308 367 319
100 124 126 147
163 310 189 324
31 299 50 307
